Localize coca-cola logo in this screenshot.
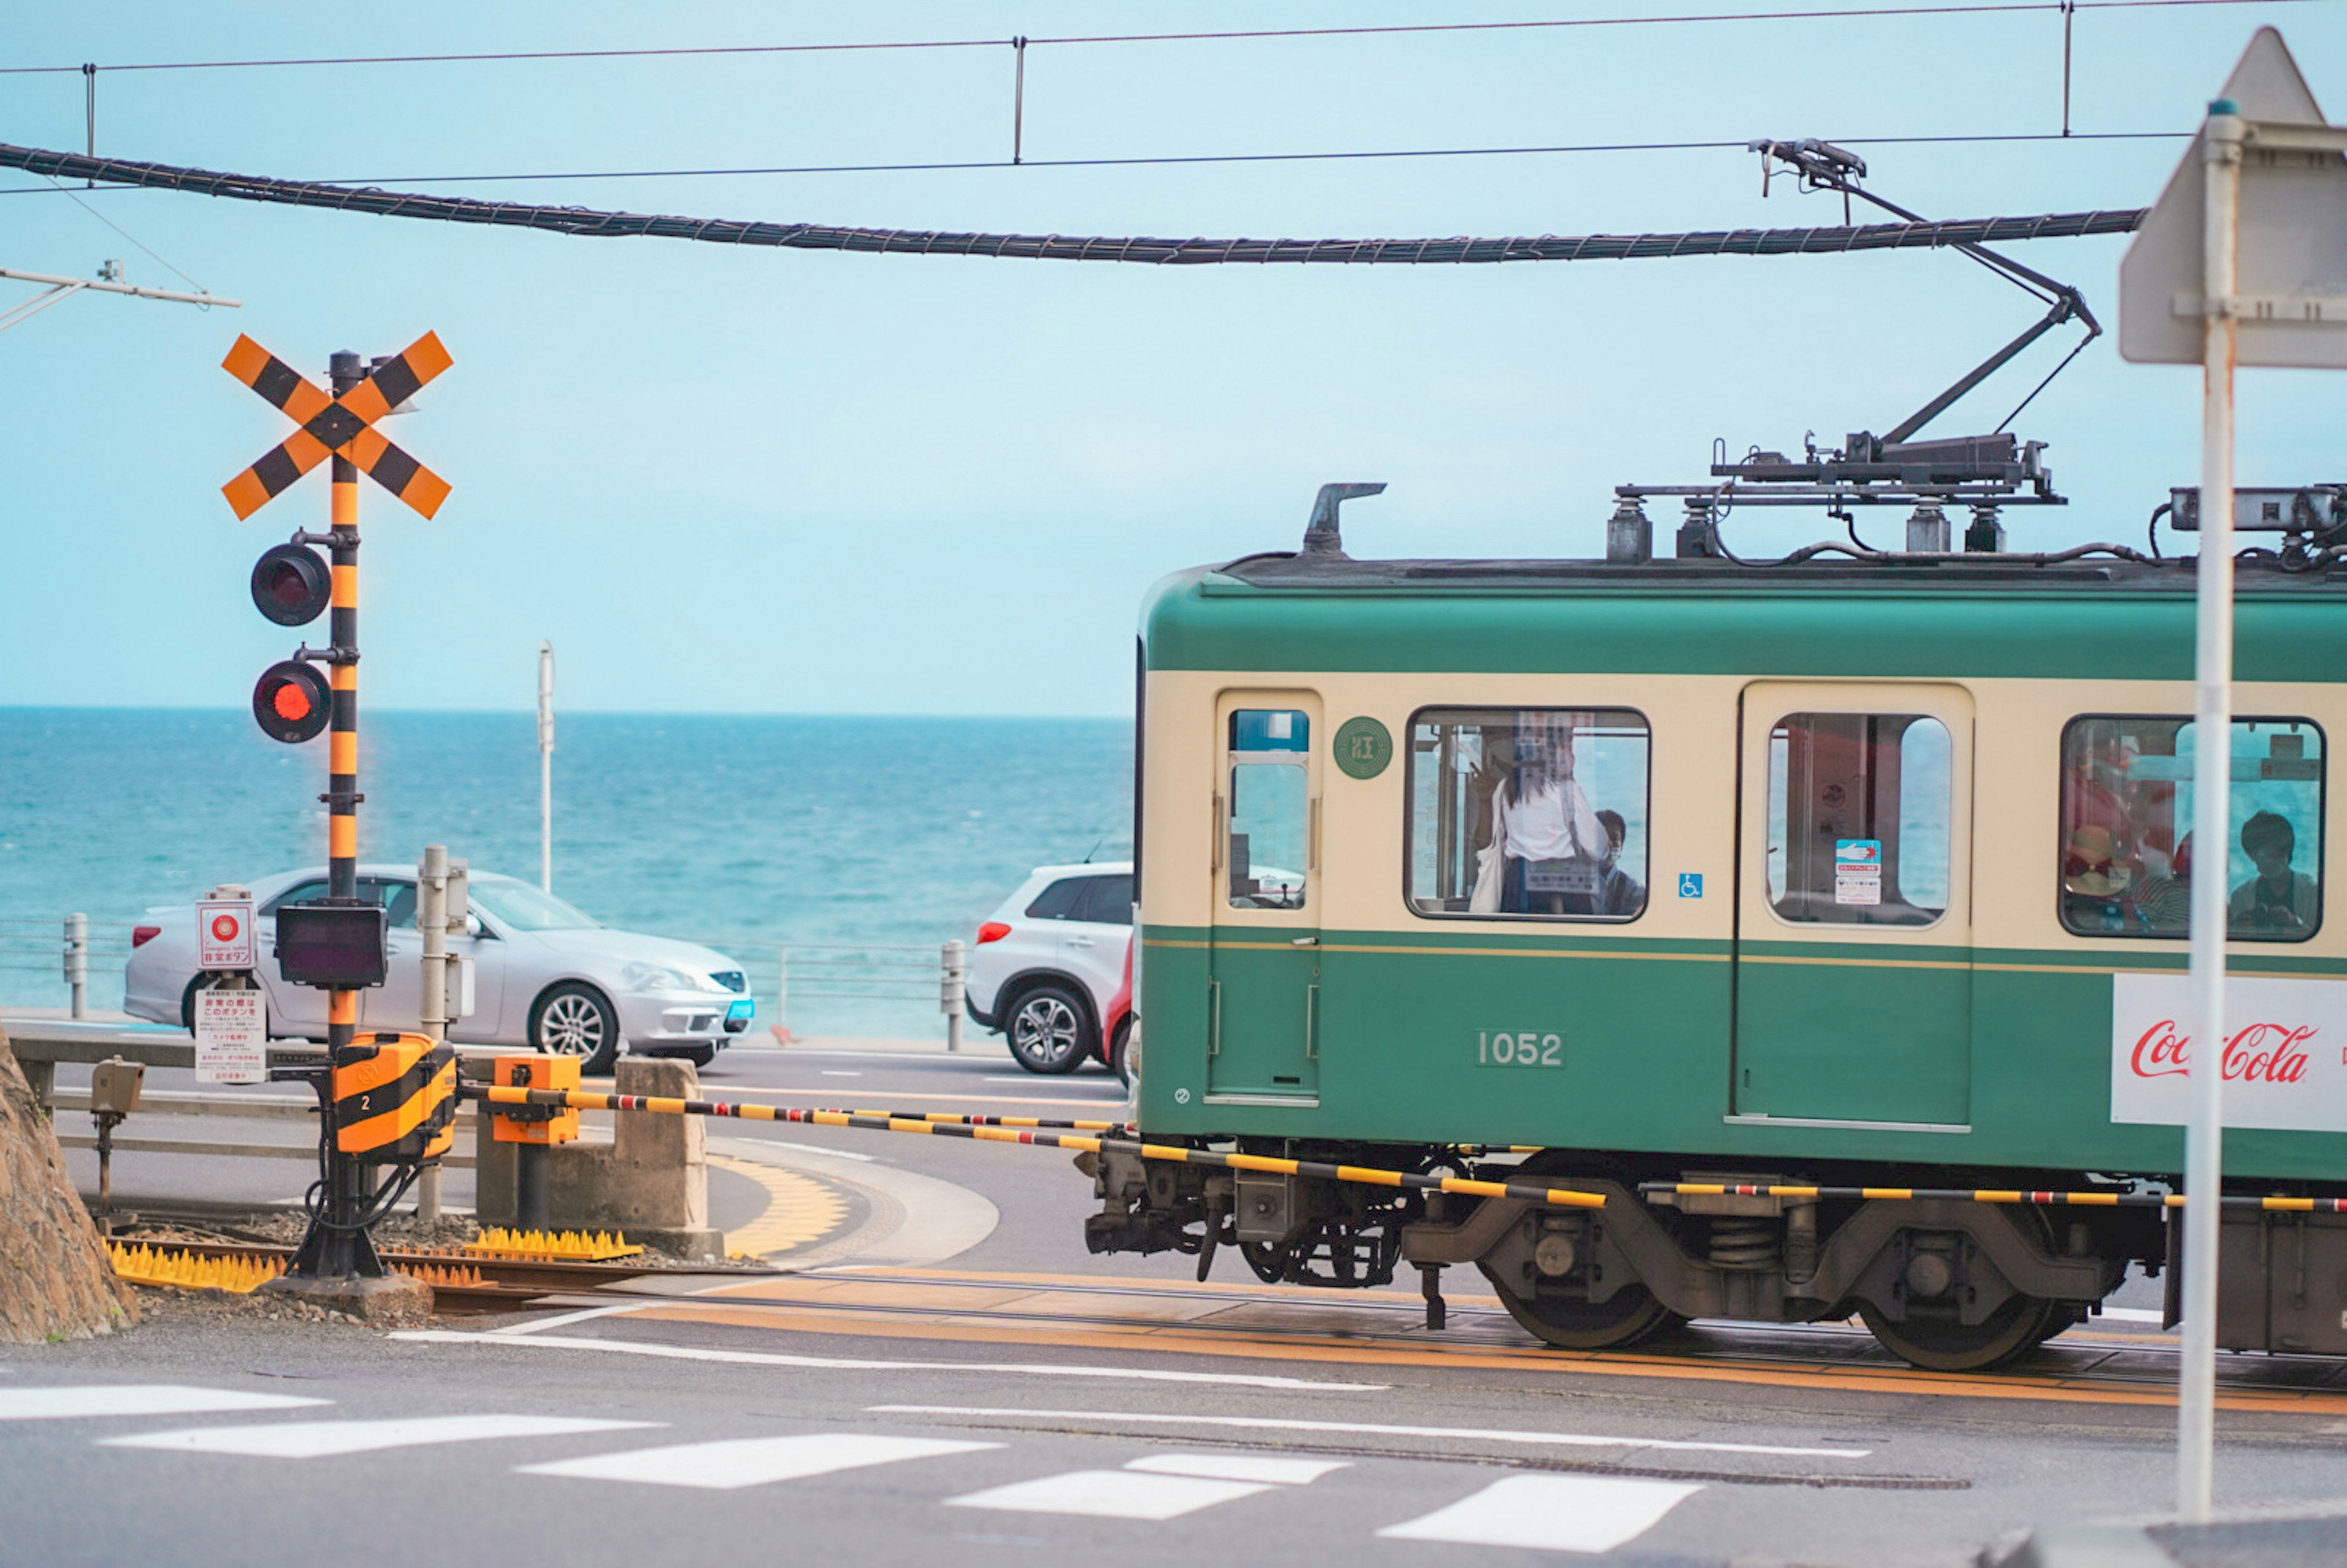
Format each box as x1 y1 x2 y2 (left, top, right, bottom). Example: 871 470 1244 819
2129 1020 2315 1084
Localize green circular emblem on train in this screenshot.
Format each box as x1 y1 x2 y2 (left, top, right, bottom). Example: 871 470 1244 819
1332 716 1394 780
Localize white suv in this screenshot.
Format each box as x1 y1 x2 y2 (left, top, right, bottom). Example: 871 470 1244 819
967 862 1133 1075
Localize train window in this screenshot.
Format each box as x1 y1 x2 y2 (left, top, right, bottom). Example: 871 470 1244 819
1405 708 1649 920
1227 709 1310 910
1765 713 1949 928
2059 716 2324 941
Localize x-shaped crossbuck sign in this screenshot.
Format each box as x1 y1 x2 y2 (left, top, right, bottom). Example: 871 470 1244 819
221 331 453 521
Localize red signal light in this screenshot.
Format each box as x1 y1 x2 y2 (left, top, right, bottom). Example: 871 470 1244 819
131 926 160 948
976 921 1012 944
252 661 332 744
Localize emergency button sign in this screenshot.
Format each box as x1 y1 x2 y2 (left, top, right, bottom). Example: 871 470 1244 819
197 898 255 970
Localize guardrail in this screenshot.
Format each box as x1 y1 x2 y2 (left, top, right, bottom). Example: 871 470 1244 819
2 1024 479 1174
0 914 137 1018
685 937 971 1049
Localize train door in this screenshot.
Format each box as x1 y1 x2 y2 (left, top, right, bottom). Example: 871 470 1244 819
1207 695 1322 1101
1733 682 1974 1126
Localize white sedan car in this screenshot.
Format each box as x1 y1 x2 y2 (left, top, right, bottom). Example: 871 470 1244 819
123 865 752 1074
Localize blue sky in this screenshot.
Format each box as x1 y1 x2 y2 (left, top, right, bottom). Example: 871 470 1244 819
3 2 2344 717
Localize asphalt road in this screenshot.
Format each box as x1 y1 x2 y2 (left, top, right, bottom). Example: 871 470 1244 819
12 1035 2347 1567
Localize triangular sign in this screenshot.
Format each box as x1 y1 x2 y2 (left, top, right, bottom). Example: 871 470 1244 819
2120 28 2347 368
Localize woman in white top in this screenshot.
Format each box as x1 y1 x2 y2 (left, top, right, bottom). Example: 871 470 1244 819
1470 714 1609 915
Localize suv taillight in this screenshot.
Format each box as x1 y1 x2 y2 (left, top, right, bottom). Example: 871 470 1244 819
131 926 161 948
976 921 1011 945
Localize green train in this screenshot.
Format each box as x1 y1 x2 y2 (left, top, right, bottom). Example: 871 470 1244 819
1087 477 2347 1371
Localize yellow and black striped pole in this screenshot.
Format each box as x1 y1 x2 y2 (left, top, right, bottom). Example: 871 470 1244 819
325 349 363 1040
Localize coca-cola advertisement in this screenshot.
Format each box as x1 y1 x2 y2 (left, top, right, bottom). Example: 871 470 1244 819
2110 972 2347 1133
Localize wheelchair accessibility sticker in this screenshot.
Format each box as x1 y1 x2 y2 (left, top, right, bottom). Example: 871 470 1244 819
1677 873 1703 898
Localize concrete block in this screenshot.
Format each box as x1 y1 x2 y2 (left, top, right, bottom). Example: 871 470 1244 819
469 1055 715 1256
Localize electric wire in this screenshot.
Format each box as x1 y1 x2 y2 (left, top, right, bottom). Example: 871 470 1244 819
33 172 207 289
0 140 2151 263
0 0 2327 76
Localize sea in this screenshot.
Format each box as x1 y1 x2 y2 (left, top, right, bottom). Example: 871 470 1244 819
0 709 1132 1037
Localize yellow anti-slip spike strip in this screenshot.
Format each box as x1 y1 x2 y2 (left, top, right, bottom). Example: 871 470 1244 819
462 1085 1611 1212
106 1243 287 1294
1642 1181 2347 1212
461 1227 643 1261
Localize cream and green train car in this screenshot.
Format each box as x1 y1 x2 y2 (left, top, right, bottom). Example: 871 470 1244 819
1086 535 2347 1370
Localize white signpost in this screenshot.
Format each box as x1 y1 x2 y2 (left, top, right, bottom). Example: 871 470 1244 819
193 987 266 1085
2118 26 2347 1523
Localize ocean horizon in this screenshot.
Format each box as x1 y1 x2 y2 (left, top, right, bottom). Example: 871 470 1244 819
0 707 1132 1036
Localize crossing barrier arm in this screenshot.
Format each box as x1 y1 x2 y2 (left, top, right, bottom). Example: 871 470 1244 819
461 1084 1610 1212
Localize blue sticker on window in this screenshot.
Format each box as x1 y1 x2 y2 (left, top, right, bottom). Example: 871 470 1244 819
1677 873 1703 898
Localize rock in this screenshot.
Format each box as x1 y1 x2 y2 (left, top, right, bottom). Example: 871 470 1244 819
0 1025 138 1342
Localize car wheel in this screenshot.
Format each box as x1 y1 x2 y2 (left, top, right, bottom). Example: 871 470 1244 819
1107 1016 1134 1087
531 983 620 1075
1006 984 1092 1075
178 973 221 1031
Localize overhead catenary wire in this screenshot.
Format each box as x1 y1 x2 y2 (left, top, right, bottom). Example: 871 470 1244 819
0 0 2325 76
0 141 2150 263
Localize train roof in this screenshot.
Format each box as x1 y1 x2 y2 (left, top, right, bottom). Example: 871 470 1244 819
1142 550 2347 683
1203 551 2347 596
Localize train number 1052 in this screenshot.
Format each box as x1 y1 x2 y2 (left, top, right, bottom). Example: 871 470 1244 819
1477 1031 1564 1067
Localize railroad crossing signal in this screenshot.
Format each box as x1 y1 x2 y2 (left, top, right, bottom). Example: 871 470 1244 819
221 331 452 521
220 332 456 1298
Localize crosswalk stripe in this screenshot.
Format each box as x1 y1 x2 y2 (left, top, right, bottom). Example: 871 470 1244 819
99 1415 657 1459
516 1433 998 1490
947 1470 1275 1521
0 1386 326 1422
1376 1475 1704 1554
1125 1453 1350 1484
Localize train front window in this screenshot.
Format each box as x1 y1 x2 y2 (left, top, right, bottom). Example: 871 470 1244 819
1765 712 1948 928
1406 708 1650 921
2058 716 2324 941
1226 709 1310 910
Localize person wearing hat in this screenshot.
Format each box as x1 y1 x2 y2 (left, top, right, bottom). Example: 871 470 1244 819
2062 824 2134 933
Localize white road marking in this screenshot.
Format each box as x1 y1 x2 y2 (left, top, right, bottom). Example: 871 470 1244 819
0 1386 326 1422
820 1071 862 1077
491 1303 647 1336
2095 1306 2166 1324
396 1332 1386 1392
1125 1453 1349 1484
867 1408 1867 1459
744 1138 875 1162
518 1433 996 1490
948 1470 1273 1520
101 1415 656 1459
1378 1474 1703 1554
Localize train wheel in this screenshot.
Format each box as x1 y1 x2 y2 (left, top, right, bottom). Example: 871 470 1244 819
1858 1293 2060 1372
1240 1242 1291 1284
1483 1269 1676 1350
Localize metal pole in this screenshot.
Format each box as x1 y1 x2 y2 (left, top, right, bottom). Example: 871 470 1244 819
2179 98 2244 1526
538 640 554 893
416 844 449 1223
942 939 967 1053
63 913 87 1019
